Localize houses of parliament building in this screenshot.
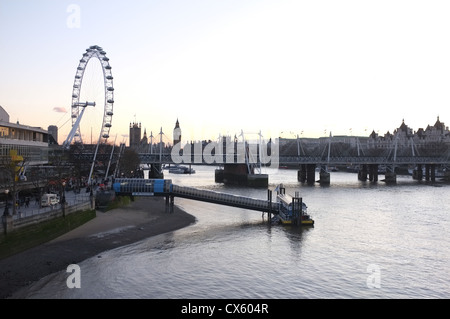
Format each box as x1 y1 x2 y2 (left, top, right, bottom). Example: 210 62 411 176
129 119 181 153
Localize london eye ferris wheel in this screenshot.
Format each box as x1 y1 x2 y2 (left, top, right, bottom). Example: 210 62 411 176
63 45 114 148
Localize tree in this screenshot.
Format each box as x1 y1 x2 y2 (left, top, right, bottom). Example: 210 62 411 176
118 148 142 178
66 142 90 190
0 150 27 215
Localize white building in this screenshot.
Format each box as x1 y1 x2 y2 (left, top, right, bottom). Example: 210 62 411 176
0 105 50 166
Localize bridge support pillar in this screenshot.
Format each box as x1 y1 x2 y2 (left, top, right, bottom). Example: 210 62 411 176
424 164 436 181
358 165 368 181
444 167 450 182
165 194 174 213
319 165 330 185
215 169 224 183
413 164 423 181
297 165 307 183
148 163 164 179
306 164 316 185
298 164 317 184
368 164 378 182
215 164 268 187
383 164 396 184
384 172 397 184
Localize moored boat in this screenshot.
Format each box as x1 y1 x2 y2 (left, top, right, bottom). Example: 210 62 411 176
168 165 196 174
275 184 314 226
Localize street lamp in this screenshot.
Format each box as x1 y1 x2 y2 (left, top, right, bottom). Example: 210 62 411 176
61 181 67 217
62 181 66 204
2 189 8 235
3 189 9 217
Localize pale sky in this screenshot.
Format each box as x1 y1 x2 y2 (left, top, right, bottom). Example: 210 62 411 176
1 0 450 146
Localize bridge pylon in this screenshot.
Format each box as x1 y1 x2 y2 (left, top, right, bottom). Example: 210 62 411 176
297 164 316 185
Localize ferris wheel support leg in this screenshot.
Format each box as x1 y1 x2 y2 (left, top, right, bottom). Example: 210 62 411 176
88 141 101 186
63 106 87 148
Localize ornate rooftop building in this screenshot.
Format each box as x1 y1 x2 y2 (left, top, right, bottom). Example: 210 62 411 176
129 121 142 149
368 117 450 150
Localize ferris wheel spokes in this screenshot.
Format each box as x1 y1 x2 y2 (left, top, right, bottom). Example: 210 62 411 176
70 45 114 146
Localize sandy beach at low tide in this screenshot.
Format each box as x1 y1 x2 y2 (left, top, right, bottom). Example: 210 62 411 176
0 197 196 299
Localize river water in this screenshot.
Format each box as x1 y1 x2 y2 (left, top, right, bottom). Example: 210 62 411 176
12 165 450 299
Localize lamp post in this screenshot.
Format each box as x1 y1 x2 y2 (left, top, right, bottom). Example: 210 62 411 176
3 189 9 217
62 181 66 217
62 181 66 204
3 189 9 235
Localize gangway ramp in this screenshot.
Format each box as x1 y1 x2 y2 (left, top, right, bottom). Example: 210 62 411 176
171 185 280 214
113 178 172 195
112 178 279 214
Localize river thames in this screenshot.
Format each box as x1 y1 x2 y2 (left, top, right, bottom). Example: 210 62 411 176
12 165 450 299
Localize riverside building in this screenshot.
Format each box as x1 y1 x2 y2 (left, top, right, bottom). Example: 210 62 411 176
0 105 50 168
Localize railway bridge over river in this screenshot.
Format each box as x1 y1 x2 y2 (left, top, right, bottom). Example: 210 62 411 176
72 133 450 186
137 136 450 185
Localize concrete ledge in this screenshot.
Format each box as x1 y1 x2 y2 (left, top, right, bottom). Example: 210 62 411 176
1 201 92 235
